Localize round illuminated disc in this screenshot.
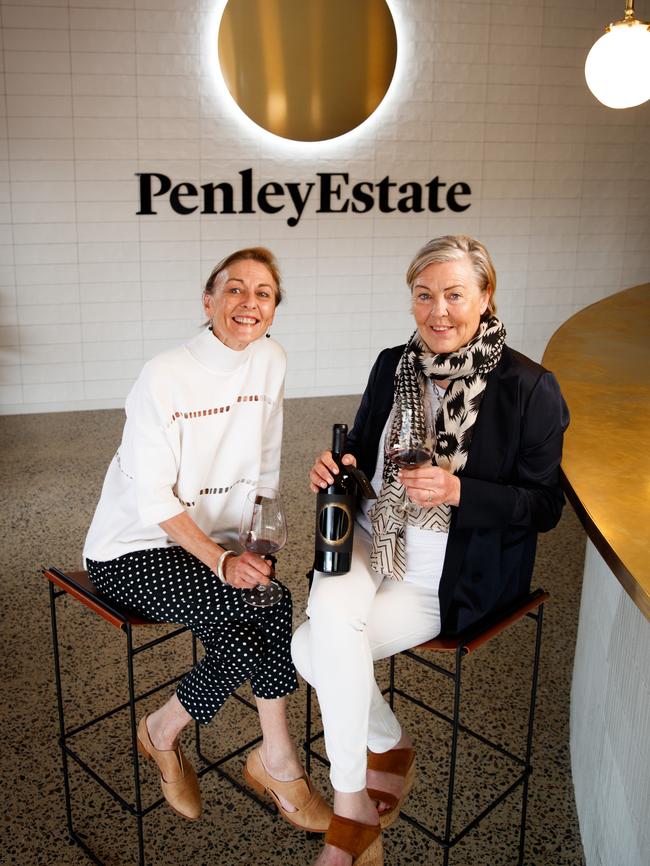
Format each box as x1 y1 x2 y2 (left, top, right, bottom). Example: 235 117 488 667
218 0 398 141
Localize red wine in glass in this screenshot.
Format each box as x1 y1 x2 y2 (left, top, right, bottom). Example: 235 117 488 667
386 446 433 469
238 488 287 608
244 536 282 556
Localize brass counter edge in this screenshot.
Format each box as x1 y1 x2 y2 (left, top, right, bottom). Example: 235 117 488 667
544 284 650 625
561 468 650 622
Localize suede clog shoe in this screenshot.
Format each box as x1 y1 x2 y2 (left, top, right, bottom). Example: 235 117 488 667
244 748 332 833
137 715 202 820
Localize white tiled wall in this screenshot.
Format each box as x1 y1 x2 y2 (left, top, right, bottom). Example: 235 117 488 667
1 0 649 413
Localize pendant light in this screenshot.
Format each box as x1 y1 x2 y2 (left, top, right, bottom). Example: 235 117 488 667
584 0 650 108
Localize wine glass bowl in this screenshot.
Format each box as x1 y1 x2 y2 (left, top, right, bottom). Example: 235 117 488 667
238 487 287 607
384 397 435 516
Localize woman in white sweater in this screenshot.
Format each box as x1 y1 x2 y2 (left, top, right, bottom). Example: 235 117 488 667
84 248 330 832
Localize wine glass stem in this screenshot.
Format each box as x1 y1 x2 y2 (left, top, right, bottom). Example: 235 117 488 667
403 487 420 517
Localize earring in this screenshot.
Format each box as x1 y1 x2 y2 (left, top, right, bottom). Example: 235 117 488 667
266 331 271 338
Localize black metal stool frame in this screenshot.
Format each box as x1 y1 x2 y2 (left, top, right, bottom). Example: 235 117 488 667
44 566 274 866
304 587 548 866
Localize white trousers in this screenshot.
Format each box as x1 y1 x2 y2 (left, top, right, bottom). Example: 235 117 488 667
291 528 441 793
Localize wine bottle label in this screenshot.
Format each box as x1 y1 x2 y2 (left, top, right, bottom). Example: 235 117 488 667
315 493 355 553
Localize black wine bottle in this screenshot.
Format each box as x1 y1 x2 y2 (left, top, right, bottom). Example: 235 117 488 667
314 423 357 575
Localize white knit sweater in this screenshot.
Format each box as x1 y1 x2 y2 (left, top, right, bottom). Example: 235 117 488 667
84 327 286 563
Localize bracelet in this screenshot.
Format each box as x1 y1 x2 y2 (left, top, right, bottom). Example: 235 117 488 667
216 549 235 584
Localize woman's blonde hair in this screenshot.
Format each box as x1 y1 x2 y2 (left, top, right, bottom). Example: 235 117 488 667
406 235 497 316
203 247 283 305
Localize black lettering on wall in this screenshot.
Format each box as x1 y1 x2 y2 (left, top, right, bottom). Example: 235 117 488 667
201 182 235 215
317 173 350 213
257 182 284 214
285 182 315 227
426 176 446 213
397 182 424 213
377 177 397 213
240 168 255 214
136 170 472 225
351 182 374 213
447 181 472 212
170 182 198 215
136 172 172 215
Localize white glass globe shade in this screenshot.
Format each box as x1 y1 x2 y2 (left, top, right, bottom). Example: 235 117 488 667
585 20 650 108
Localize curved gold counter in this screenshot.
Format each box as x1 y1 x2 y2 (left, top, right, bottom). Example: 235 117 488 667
543 283 650 621
543 283 650 866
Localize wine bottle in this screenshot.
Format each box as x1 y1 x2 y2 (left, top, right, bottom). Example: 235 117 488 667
314 423 356 575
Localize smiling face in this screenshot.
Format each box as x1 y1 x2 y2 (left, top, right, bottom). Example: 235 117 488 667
411 256 491 355
203 259 277 350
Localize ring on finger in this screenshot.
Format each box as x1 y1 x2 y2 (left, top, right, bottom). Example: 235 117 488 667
427 489 433 504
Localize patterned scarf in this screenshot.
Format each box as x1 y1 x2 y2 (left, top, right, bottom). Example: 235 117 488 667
369 315 506 580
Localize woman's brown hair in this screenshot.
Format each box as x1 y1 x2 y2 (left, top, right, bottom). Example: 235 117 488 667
204 247 283 306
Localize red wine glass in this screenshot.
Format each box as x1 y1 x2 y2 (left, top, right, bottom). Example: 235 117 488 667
238 487 287 608
384 396 435 518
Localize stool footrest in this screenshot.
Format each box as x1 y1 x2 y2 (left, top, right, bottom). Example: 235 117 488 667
65 673 186 740
390 686 526 767
62 742 137 816
400 769 531 849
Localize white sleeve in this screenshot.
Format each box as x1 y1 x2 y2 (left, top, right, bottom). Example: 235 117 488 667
122 363 185 526
258 381 284 491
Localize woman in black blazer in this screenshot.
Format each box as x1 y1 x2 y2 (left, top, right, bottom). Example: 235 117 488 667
292 235 569 866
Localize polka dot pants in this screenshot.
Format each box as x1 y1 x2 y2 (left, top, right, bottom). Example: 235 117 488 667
86 546 298 725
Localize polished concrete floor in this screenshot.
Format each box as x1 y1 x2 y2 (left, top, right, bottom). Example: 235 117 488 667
0 396 586 866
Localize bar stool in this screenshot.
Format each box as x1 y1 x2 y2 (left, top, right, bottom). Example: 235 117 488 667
304 586 549 865
43 566 273 866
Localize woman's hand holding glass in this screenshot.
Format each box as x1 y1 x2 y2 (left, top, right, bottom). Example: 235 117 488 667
236 487 287 607
399 464 461 509
221 550 273 589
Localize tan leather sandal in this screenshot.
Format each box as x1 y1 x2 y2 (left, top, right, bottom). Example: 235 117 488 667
136 715 202 820
322 814 383 866
367 747 416 829
244 748 332 833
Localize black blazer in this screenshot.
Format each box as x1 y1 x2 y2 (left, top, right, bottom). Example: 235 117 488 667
346 344 570 636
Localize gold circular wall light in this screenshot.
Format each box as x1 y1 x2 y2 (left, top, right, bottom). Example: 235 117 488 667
218 0 398 142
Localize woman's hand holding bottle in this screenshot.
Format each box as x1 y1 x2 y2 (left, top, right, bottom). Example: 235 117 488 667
309 450 357 492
